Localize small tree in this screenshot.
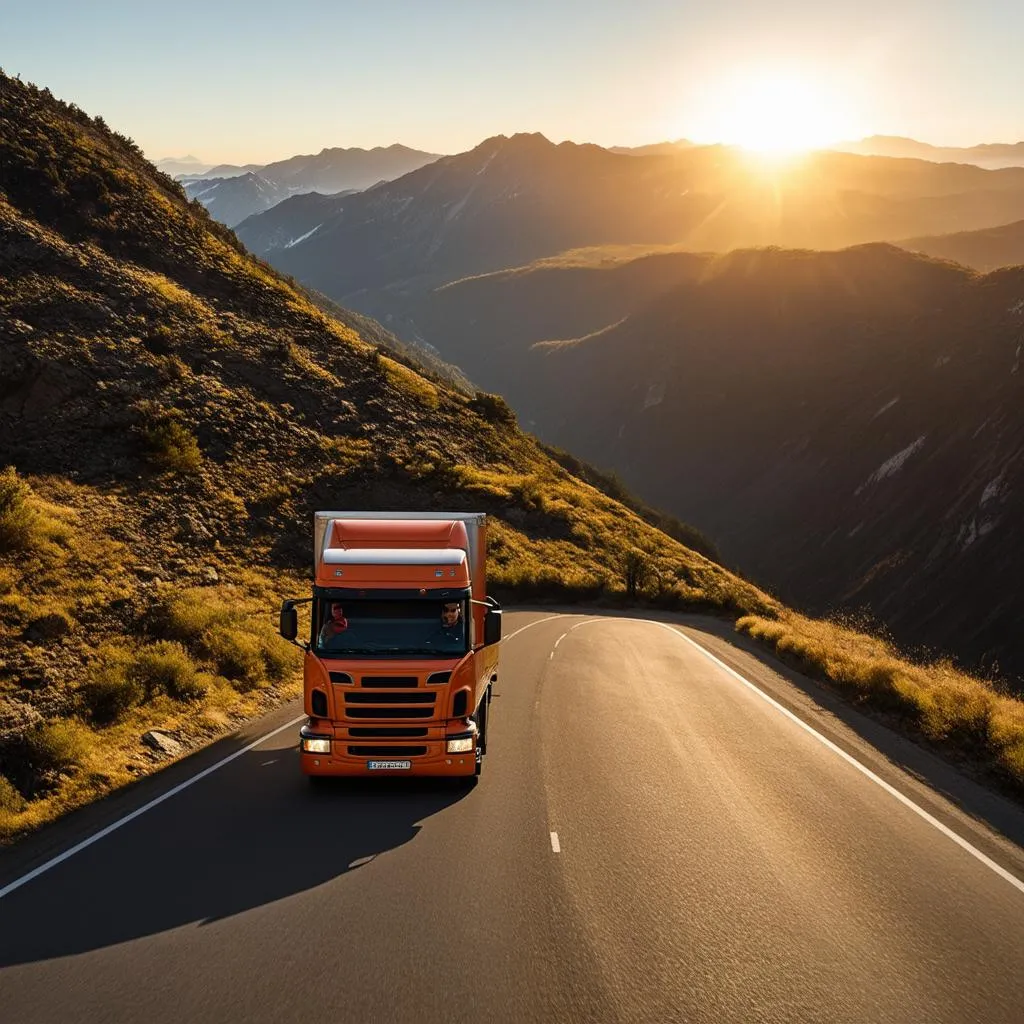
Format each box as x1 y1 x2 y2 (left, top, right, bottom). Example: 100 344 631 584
622 549 650 600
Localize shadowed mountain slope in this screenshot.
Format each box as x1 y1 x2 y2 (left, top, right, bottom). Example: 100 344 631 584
901 219 1024 273
183 172 290 227
415 244 1024 684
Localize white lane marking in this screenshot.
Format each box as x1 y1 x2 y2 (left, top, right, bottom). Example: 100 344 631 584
0 714 306 901
653 622 1024 897
503 614 566 643
553 620 589 652
260 759 277 767
550 831 561 853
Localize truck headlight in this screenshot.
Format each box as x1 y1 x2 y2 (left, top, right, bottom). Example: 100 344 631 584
446 736 474 754
302 737 331 754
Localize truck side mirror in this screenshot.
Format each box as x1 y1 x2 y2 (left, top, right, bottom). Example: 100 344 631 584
484 606 502 646
279 600 298 642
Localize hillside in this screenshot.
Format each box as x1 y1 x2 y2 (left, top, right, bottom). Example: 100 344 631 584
236 135 1024 334
414 244 1024 685
901 218 1024 272
0 72 766 838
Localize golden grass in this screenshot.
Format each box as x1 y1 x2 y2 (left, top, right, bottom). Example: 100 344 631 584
381 355 440 408
737 611 1024 789
0 475 304 843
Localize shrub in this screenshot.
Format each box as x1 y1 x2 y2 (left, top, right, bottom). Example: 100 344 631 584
623 549 651 599
142 419 203 474
470 391 517 426
0 467 38 552
205 626 266 688
134 641 206 700
25 608 75 641
0 774 25 814
23 720 90 777
81 647 144 724
262 640 294 683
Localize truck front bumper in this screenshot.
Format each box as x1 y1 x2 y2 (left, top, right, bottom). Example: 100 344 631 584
299 723 478 777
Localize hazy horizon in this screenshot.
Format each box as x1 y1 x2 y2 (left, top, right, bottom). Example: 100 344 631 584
6 0 1024 164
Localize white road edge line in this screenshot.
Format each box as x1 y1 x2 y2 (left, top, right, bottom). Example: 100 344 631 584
0 714 307 902
653 621 1024 897
550 831 561 853
0 612 568 902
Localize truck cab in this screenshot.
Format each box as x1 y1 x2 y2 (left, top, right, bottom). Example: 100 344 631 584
279 512 501 779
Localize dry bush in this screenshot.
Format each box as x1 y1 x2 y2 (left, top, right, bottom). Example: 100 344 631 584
134 641 206 701
80 646 144 724
0 774 25 814
21 720 91 783
142 418 203 474
0 467 39 552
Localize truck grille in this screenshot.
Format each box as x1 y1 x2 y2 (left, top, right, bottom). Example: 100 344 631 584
361 676 419 688
348 727 429 738
346 707 434 719
345 692 434 704
348 746 428 757
343 690 436 721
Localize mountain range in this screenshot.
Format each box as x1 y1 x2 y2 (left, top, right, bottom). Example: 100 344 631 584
837 136 1024 169
237 132 1024 335
178 145 442 226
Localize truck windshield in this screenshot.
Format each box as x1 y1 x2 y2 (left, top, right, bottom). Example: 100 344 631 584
315 598 469 658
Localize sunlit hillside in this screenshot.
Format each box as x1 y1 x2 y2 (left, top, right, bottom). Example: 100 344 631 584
0 72 764 838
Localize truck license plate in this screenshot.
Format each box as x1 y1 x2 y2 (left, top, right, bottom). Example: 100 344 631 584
367 760 412 770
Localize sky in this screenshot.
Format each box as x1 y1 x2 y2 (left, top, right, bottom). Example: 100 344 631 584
3 0 1024 164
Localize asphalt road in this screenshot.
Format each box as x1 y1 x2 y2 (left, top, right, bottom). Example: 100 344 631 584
2 611 1024 1024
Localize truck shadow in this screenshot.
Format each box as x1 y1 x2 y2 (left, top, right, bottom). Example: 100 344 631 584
0 749 473 967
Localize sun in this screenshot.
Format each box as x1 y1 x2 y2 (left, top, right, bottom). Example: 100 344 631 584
698 72 849 155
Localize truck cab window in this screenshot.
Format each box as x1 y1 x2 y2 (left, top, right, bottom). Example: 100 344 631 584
315 598 469 658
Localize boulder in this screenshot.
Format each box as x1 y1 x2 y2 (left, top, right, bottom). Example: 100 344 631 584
141 730 183 757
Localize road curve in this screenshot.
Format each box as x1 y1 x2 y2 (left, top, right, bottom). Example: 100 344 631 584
1 611 1023 1024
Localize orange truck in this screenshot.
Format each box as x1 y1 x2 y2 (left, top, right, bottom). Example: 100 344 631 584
279 512 502 780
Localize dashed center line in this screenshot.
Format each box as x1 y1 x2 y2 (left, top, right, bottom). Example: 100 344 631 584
550 831 561 853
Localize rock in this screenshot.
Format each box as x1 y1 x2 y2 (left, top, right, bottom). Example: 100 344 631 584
202 566 220 584
134 565 162 580
141 730 183 757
